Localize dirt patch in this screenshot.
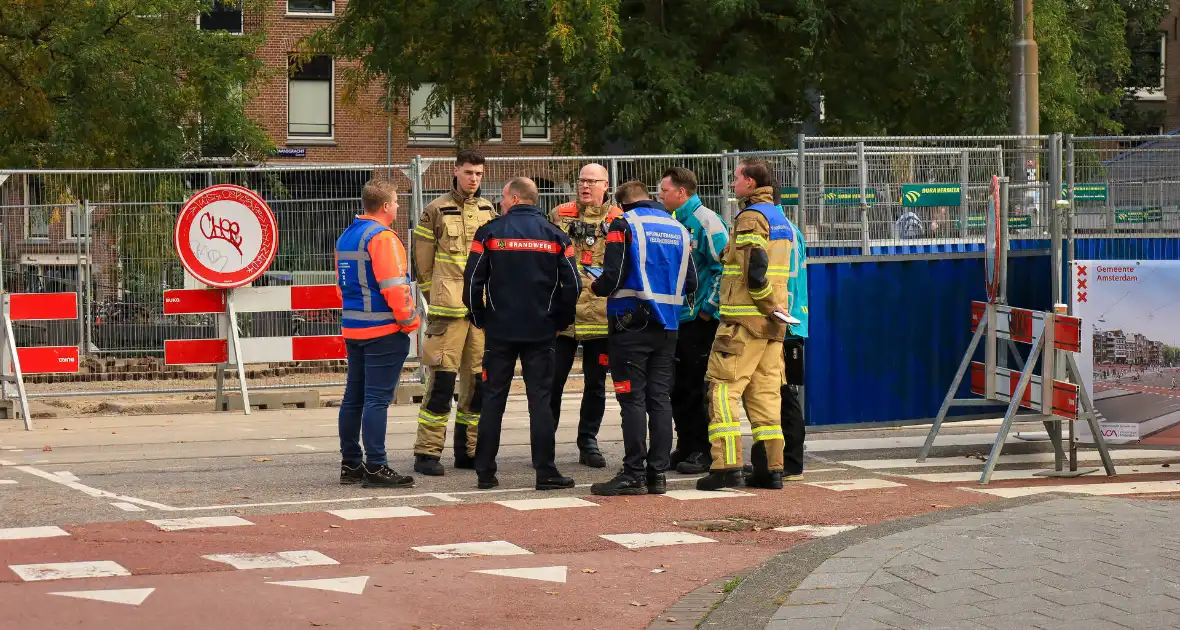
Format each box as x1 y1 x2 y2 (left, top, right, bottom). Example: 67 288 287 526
676 517 782 533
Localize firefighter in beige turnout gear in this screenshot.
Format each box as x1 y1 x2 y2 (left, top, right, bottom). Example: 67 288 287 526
411 150 497 476
549 163 623 469
698 158 795 492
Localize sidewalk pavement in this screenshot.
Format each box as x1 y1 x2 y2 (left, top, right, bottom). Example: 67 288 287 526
700 496 1180 630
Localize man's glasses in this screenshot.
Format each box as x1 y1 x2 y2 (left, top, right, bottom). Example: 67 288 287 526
578 179 607 187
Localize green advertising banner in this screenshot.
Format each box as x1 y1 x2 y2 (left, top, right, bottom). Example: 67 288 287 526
779 187 877 206
960 215 1032 230
1062 184 1108 201
901 184 961 207
1115 208 1163 223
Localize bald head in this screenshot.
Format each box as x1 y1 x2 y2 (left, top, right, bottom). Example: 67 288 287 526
502 177 539 211
577 163 610 206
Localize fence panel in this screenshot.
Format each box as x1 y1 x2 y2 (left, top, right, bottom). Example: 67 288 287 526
1069 136 1180 243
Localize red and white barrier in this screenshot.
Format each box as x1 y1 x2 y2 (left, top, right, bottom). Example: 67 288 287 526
1 292 81 430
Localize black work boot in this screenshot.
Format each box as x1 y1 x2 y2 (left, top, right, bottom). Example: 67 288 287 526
676 452 712 475
340 462 364 485
454 452 476 469
414 454 444 476
578 439 607 468
669 449 687 469
591 471 647 496
745 470 784 490
453 422 476 469
477 474 499 490
646 471 667 495
362 464 415 489
696 469 743 491
536 471 575 491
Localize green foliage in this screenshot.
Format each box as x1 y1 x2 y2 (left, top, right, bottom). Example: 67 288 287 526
0 0 274 168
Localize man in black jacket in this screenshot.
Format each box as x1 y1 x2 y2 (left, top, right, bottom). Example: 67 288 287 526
463 177 581 491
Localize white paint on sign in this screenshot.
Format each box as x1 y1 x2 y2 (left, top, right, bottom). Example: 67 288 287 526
804 479 907 492
202 550 339 570
0 526 70 541
494 497 598 511
411 540 533 559
471 565 568 584
147 516 255 531
774 525 860 538
10 561 130 582
49 588 155 606
327 506 432 520
599 532 717 550
268 576 369 595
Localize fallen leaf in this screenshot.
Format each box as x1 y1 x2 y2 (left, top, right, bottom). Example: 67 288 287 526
253 457 272 463
582 569 597 574
330 524 341 529
932 504 950 508
1164 463 1171 468
230 487 244 491
310 623 325 628
233 509 245 515
666 618 678 623
42 445 52 452
651 569 665 574
546 591 560 596
629 601 647 607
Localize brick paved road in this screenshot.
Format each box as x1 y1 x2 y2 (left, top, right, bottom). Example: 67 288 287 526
769 498 1180 630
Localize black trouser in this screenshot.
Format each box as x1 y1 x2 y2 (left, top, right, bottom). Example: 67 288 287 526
671 316 719 455
475 336 559 478
781 337 807 475
551 335 609 448
608 327 677 478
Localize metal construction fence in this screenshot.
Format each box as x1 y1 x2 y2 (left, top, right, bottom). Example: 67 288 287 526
1 133 1179 405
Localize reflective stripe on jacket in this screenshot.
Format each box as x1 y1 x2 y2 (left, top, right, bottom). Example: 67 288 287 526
607 206 692 331
336 215 419 339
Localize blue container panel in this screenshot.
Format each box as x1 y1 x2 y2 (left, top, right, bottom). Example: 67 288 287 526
805 255 1051 426
1074 237 1180 261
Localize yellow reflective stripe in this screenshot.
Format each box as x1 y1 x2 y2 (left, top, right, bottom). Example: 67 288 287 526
455 416 480 426
753 429 784 441
749 284 773 300
726 435 737 466
719 305 762 316
434 252 468 264
430 305 468 316
722 265 742 275
735 234 768 248
576 324 609 335
802 306 808 314
417 410 449 427
765 265 791 277
413 225 435 240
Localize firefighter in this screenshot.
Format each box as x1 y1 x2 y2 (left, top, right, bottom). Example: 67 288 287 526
411 149 498 476
463 177 580 491
589 181 697 496
698 158 795 492
549 163 623 468
336 179 419 489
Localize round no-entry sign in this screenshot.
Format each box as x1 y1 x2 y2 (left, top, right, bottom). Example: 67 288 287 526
174 184 278 288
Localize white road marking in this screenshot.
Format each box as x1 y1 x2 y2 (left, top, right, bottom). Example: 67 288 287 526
202 550 339 570
0 526 70 541
53 471 79 482
896 464 1180 483
268 576 369 595
48 588 154 606
963 480 1180 498
110 502 145 512
471 565 568 583
774 525 860 538
599 531 717 549
411 541 533 559
805 479 907 492
13 466 176 511
147 516 255 531
10 561 130 582
661 489 753 501
0 460 16 466
842 449 1180 471
0 480 16 485
807 433 1016 452
328 507 433 520
297 445 317 451
495 497 598 511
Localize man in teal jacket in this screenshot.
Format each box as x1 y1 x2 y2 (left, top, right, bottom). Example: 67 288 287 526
659 167 730 474
748 206 809 481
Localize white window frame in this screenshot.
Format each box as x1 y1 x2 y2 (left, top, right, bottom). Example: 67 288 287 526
487 104 502 142
286 0 334 17
1133 34 1166 101
520 103 551 143
23 175 49 241
196 0 243 34
287 55 335 141
409 83 454 141
65 202 88 241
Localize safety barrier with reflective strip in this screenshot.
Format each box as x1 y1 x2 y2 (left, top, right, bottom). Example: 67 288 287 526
7 293 80 375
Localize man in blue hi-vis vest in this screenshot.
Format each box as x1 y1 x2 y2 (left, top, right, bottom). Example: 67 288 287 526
748 205 809 482
589 181 697 496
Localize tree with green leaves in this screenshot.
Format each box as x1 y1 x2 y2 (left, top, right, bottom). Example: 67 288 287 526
0 0 274 168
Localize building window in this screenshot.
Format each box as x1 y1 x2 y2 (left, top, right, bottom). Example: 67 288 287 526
288 55 333 138
488 105 502 141
1132 33 1166 100
199 0 243 33
288 0 332 15
23 175 49 240
409 83 453 139
521 104 550 141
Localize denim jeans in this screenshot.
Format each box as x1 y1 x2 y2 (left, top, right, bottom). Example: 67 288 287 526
339 333 411 467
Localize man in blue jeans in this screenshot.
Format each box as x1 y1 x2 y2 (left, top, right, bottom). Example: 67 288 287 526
336 179 421 488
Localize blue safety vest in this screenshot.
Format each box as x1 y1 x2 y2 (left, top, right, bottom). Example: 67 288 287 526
335 217 406 332
745 202 795 242
779 208 809 339
607 206 692 331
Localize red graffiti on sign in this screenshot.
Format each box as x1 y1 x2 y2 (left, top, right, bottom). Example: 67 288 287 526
199 211 244 255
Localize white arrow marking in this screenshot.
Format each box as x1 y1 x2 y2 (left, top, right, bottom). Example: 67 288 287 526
267 576 369 594
49 588 155 606
470 566 568 584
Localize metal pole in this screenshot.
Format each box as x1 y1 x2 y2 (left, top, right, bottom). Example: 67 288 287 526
1049 133 1063 308
75 202 83 351
720 151 733 225
1064 134 1076 313
858 141 869 253
1011 0 1038 136
959 151 970 238
796 134 807 237
999 177 1010 305
84 200 93 353
411 155 427 386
